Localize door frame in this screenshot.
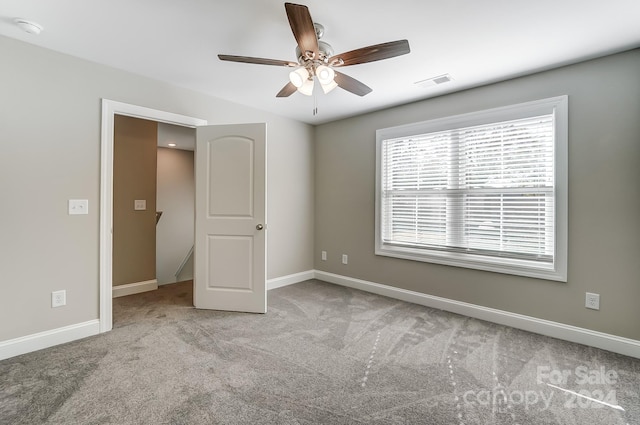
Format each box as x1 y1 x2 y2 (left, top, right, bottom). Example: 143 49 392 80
99 99 207 333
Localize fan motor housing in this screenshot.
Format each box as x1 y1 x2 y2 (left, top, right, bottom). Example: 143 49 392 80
296 41 334 63
295 23 333 64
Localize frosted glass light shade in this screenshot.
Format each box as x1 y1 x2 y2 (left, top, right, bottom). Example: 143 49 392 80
320 80 338 94
289 67 309 88
315 65 335 85
298 78 314 96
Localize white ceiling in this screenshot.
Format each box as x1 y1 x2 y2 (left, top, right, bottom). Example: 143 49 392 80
2 0 639 125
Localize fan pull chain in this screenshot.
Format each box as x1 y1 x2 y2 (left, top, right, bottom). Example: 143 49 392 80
313 93 318 116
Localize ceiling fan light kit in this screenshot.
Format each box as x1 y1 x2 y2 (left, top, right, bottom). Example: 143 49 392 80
218 2 410 100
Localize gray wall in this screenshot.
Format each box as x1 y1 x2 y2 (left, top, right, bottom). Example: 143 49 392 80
156 146 195 285
314 49 640 340
0 35 314 341
2 30 637 347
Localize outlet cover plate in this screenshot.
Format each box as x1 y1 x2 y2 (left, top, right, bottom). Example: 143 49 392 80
585 292 600 310
52 290 66 308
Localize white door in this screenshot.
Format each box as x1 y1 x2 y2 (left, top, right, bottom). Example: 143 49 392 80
194 123 266 313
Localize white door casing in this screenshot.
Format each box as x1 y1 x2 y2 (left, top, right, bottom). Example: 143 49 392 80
194 123 267 313
100 99 207 333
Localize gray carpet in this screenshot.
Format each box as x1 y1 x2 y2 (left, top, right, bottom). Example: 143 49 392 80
1 279 638 424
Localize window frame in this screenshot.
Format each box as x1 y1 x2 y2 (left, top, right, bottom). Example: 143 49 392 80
375 96 568 282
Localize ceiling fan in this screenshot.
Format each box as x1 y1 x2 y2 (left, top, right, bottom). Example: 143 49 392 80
218 2 410 98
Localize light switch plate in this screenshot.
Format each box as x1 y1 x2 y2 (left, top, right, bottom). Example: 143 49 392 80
68 199 89 215
134 200 146 211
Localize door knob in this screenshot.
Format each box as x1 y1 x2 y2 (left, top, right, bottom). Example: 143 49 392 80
256 224 264 230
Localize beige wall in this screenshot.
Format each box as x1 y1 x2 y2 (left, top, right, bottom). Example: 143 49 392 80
315 49 640 340
0 35 314 341
113 115 157 286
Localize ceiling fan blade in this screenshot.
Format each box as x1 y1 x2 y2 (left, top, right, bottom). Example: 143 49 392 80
218 54 298 67
276 82 297 97
334 71 372 97
284 3 319 59
329 40 410 67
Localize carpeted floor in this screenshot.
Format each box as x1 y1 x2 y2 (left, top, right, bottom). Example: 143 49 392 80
1 279 639 424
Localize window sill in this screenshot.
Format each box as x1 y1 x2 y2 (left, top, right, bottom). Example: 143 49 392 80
376 244 566 282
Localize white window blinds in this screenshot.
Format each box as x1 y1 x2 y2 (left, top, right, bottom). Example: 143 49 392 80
376 96 568 281
381 115 554 261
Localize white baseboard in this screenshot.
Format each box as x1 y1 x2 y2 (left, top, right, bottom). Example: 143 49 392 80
0 274 308 361
112 279 158 298
314 270 640 359
0 320 100 361
267 270 315 290
5 271 636 361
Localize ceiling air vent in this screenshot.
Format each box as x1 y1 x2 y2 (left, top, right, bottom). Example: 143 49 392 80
414 74 453 89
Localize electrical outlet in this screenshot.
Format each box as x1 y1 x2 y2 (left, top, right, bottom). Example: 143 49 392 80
321 251 327 261
52 290 66 308
342 254 348 265
585 292 600 310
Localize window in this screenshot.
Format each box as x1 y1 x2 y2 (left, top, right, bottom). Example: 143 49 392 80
375 96 568 281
